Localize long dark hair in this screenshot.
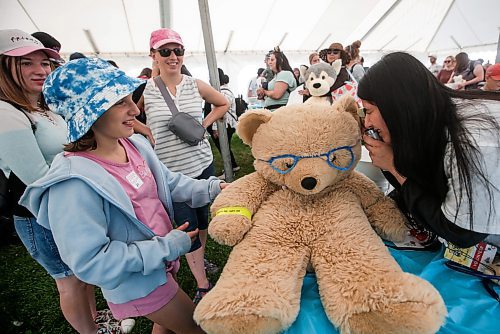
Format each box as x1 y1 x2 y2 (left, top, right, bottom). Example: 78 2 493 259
218 68 229 85
454 52 470 74
358 52 500 229
272 47 299 85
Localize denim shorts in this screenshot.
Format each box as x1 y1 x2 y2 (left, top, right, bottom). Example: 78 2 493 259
14 216 73 279
172 162 214 252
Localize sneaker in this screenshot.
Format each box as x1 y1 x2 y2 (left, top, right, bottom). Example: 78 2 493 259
204 259 220 274
120 318 136 334
95 309 119 326
193 282 214 304
96 322 122 334
232 166 241 172
95 309 124 334
217 173 225 180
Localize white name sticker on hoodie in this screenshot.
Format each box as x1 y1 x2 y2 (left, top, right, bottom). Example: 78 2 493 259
126 171 144 189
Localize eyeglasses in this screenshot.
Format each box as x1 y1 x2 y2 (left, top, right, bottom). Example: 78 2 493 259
444 60 452 63
157 47 185 57
259 145 356 175
327 49 342 55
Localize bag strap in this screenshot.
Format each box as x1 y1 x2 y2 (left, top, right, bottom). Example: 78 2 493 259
346 67 358 84
220 88 238 121
153 76 179 116
1 99 36 133
226 110 238 122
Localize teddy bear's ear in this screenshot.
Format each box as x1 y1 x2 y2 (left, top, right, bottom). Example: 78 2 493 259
236 109 273 146
331 59 342 75
299 65 309 80
332 95 362 126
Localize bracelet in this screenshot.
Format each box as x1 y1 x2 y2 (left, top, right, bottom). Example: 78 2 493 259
215 207 252 220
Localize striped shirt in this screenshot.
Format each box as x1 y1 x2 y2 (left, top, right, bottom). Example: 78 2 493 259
143 75 213 177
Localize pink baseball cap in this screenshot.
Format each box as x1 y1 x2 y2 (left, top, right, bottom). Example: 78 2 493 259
0 29 61 60
150 28 183 49
486 63 500 80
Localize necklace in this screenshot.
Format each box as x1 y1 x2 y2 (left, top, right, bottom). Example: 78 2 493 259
36 109 58 125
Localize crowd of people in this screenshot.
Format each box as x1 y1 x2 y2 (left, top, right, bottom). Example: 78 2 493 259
1 26 500 334
429 52 499 92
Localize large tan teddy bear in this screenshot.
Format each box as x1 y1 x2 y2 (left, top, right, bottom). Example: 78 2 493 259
194 96 447 334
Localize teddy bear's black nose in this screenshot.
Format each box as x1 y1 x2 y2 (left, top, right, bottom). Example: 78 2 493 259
313 83 321 89
301 177 317 190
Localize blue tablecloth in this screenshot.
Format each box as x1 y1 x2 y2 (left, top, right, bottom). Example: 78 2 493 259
284 246 500 334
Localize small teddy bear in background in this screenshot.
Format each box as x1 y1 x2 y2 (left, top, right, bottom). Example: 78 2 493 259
299 59 341 105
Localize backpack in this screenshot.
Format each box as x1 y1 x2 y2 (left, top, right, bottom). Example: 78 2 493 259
220 88 248 120
234 94 248 118
205 89 248 122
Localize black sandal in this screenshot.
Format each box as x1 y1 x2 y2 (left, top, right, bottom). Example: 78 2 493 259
193 282 213 304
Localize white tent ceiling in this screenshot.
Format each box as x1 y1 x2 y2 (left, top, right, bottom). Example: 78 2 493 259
1 0 498 93
1 0 498 55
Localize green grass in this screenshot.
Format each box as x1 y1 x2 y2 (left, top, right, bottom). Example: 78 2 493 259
0 135 254 334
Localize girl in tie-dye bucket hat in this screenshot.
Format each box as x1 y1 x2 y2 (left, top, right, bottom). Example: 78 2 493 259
21 58 226 333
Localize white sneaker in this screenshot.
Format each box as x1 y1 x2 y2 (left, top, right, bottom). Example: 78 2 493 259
121 318 136 334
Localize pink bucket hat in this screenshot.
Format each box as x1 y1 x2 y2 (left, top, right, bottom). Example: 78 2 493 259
149 28 183 49
0 29 61 60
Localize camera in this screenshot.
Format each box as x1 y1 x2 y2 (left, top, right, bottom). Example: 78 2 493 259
365 128 381 141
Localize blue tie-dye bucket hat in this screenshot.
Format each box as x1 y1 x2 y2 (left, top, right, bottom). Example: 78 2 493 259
43 58 144 142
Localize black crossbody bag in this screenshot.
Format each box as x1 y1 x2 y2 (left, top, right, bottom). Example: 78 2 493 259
154 77 206 146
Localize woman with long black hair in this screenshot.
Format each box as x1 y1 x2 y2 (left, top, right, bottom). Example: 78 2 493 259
256 47 298 110
359 52 500 248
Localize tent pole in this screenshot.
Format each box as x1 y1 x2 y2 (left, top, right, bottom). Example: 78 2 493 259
360 0 402 42
496 27 500 63
424 0 455 53
316 33 332 52
159 0 171 28
198 0 234 182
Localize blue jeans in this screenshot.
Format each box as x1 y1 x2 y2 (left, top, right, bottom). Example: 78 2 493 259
172 162 215 252
14 216 72 279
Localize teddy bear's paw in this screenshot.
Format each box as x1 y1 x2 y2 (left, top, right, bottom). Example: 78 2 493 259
346 274 446 334
199 314 282 334
367 198 409 243
208 215 251 246
374 218 408 243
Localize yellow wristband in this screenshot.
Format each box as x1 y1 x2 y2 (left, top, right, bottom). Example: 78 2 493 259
215 207 252 220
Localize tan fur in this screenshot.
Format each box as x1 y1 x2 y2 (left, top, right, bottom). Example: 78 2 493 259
194 97 447 334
